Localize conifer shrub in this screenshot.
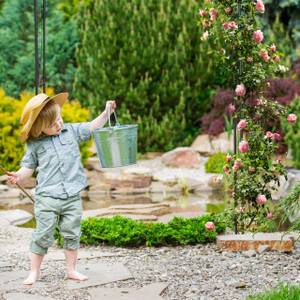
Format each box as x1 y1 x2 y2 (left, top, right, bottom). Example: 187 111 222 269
74 0 218 152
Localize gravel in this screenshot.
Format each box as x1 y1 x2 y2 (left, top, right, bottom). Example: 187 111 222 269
1 220 300 300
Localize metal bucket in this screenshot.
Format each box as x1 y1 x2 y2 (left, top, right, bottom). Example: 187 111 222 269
93 111 138 168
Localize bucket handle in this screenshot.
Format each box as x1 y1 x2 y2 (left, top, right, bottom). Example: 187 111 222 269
107 105 120 129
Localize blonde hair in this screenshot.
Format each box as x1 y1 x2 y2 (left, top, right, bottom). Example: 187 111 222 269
29 101 60 139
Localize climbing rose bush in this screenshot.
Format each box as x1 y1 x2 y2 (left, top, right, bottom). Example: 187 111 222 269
198 0 296 232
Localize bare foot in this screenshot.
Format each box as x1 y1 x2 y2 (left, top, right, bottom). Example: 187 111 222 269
66 271 88 281
23 271 40 285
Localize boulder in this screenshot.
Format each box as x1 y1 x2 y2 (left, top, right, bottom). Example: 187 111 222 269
211 132 234 153
191 134 213 155
103 172 152 189
161 147 202 168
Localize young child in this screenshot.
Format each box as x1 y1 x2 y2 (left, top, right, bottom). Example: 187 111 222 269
7 92 116 285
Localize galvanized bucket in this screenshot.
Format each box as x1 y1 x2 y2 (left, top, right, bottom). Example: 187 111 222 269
93 111 138 168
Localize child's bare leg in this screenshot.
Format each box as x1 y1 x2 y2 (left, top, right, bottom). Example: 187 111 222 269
23 253 44 285
64 249 88 281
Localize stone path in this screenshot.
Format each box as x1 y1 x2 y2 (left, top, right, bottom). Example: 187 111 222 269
2 217 300 299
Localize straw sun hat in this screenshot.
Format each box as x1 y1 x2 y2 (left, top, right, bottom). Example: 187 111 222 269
20 92 68 142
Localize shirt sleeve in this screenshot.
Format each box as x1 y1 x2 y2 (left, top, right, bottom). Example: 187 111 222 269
70 122 92 143
20 143 38 169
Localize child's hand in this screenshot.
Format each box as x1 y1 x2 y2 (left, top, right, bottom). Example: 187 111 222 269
105 100 117 115
6 171 20 185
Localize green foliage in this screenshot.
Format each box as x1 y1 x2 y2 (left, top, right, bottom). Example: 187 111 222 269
0 88 91 172
56 215 226 248
282 97 300 168
205 152 227 174
276 179 300 230
74 0 219 152
248 283 300 300
0 0 78 97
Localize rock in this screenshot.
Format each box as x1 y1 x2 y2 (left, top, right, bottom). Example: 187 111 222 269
158 211 203 223
3 293 55 300
0 209 33 226
242 250 257 257
103 172 152 189
122 166 152 176
207 174 224 190
0 184 8 191
191 134 213 156
217 233 294 252
161 147 202 168
257 245 270 254
85 156 103 171
211 132 233 154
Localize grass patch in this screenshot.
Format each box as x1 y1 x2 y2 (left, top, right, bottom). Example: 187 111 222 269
248 283 300 300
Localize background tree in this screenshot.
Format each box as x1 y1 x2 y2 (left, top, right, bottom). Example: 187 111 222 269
0 0 78 97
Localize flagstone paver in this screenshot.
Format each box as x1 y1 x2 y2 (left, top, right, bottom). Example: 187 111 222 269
88 283 168 300
66 262 133 290
44 249 123 261
3 293 55 300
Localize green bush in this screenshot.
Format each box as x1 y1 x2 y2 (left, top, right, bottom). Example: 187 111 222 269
55 215 226 247
205 152 227 174
0 88 91 172
74 0 219 152
282 96 300 168
248 283 300 300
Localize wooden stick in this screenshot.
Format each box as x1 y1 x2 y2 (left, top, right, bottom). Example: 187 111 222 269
0 164 35 203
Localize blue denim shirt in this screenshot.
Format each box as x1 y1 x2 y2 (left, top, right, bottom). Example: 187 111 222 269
21 122 91 199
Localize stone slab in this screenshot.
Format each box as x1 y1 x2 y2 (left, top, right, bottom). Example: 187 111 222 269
67 262 133 290
217 233 294 252
3 293 55 300
89 283 168 300
0 209 33 226
44 250 123 261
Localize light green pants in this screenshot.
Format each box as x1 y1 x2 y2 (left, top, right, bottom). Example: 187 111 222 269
31 193 82 255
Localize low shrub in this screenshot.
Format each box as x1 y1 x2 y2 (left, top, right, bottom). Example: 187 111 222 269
55 215 226 248
0 88 92 172
205 152 227 174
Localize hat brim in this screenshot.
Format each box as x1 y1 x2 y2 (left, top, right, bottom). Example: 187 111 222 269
20 92 69 142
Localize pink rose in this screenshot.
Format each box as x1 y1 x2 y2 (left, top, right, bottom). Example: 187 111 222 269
287 114 297 123
199 9 206 17
256 194 267 205
209 8 218 21
232 164 239 172
205 221 215 231
259 49 270 62
254 98 262 105
272 132 282 141
235 83 246 97
265 131 273 139
227 103 236 114
272 55 280 63
270 44 276 52
226 154 232 162
267 212 273 219
223 21 238 30
253 30 264 43
235 159 242 167
239 140 249 153
223 165 230 174
256 0 265 13
237 119 247 130
240 207 245 213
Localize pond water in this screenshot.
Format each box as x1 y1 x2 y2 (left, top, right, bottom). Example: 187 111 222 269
0 190 228 228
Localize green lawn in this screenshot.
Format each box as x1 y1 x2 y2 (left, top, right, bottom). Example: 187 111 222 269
248 284 300 300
